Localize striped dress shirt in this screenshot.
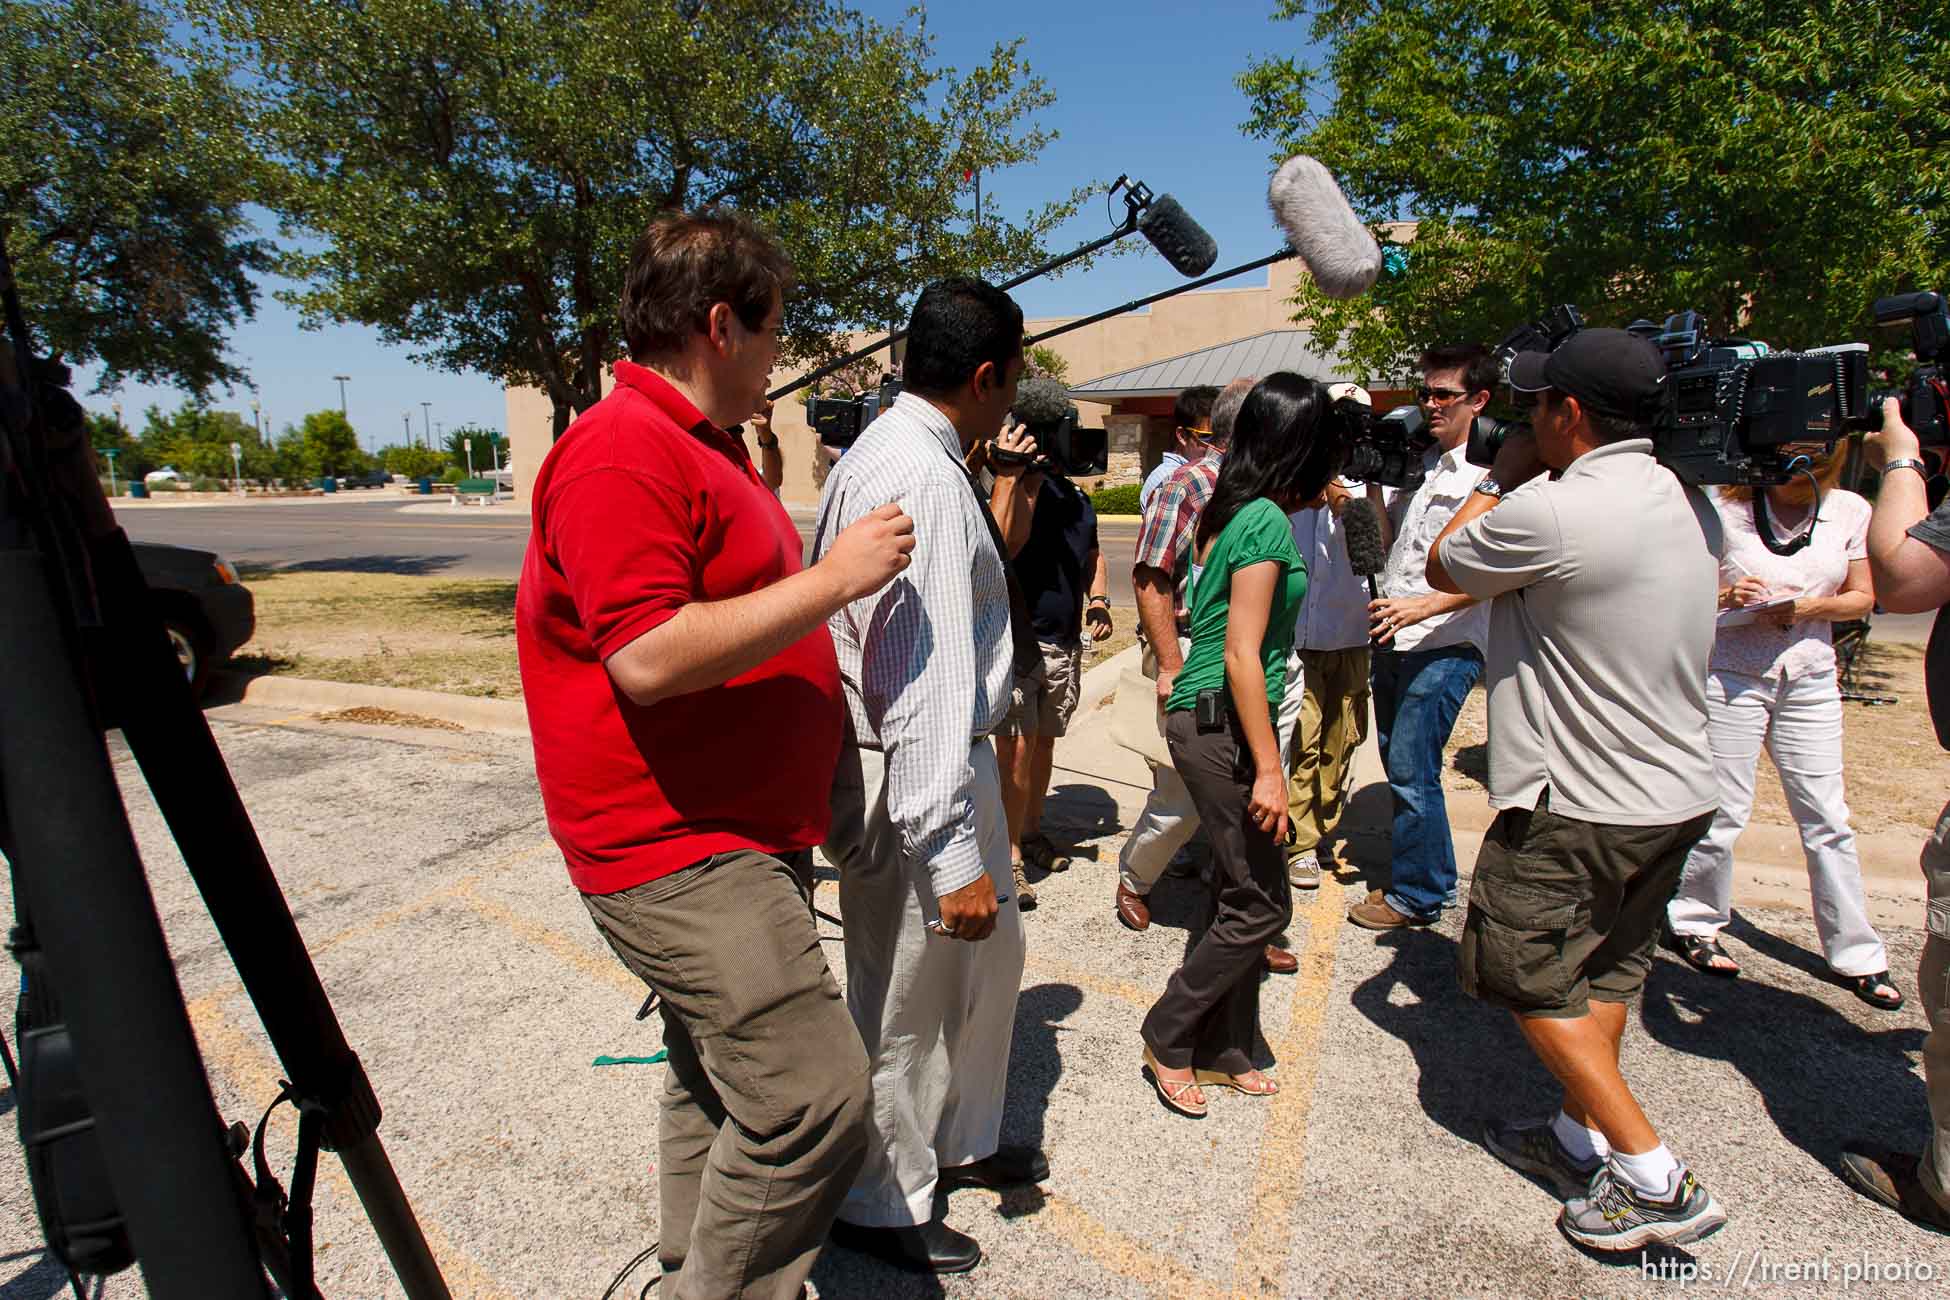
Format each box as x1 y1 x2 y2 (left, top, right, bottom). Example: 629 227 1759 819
812 392 1014 899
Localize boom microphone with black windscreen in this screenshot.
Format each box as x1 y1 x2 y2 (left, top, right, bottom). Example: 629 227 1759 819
1137 194 1219 277
1340 496 1390 646
1268 155 1383 300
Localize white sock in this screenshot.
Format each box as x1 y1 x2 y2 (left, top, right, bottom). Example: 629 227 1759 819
1551 1110 1609 1161
1609 1144 1680 1196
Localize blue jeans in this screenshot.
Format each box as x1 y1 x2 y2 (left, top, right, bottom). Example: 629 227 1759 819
1372 644 1483 921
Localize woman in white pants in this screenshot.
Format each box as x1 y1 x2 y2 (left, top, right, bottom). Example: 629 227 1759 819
1665 447 1902 1010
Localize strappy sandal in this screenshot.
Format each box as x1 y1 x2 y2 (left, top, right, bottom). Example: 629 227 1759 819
1662 928 1740 978
1022 832 1070 874
1849 971 1905 1011
1195 1067 1280 1097
1141 1044 1207 1118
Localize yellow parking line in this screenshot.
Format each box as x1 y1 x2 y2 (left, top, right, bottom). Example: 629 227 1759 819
1024 953 1156 1014
1230 874 1346 1295
453 877 641 996
185 993 518 1300
1024 1192 1230 1299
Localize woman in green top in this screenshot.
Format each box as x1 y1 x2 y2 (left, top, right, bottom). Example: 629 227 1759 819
1141 372 1344 1118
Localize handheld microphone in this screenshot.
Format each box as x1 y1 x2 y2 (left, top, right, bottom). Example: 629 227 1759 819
1267 155 1383 300
1137 194 1219 277
1340 496 1389 646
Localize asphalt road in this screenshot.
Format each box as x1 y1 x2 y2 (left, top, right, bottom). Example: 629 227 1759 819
2 703 1941 1297
112 496 1148 606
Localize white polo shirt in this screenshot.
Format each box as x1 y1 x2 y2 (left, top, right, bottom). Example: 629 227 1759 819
1381 442 1491 655
1437 439 1723 827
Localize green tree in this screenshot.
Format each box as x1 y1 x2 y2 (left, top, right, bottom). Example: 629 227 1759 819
1 0 269 394
203 0 1085 434
381 443 451 479
445 423 506 473
141 400 272 481
87 409 156 482
298 409 365 478
271 426 313 485
1239 0 1950 377
1026 344 1071 383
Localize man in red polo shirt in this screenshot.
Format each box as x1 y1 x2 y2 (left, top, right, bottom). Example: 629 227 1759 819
516 209 915 1300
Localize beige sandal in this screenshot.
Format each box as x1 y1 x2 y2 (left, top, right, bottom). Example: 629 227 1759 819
1195 1067 1280 1097
1141 1044 1207 1118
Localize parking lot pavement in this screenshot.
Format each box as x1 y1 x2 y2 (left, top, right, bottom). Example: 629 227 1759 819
2 705 1946 1297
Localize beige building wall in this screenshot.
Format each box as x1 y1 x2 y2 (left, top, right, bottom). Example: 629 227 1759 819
505 256 1318 507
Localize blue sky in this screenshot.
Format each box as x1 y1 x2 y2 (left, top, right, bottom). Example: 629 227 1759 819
78 0 1321 446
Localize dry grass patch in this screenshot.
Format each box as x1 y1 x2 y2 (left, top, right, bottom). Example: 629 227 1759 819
234 569 522 699
315 707 466 732
1442 639 1949 839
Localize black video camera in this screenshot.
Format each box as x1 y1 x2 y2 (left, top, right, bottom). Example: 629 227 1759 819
1870 290 1950 450
995 375 1108 477
1341 398 1430 490
807 375 904 451
1466 305 1588 469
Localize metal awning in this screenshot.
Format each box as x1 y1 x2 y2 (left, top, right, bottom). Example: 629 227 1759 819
1068 331 1357 401
1067 329 1357 400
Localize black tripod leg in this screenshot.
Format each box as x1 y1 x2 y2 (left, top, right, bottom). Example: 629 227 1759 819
87 533 452 1298
0 550 271 1299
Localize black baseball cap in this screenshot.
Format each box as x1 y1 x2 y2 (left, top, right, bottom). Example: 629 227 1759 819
1506 327 1665 420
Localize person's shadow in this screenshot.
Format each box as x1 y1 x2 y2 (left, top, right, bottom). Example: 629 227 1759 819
1639 949 1929 1170
809 983 1083 1297
1037 783 1121 867
1349 929 1543 1143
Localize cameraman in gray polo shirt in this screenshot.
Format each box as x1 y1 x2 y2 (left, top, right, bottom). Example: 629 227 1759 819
1427 328 1727 1252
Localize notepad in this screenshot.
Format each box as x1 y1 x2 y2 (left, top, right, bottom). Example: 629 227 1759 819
1717 595 1798 628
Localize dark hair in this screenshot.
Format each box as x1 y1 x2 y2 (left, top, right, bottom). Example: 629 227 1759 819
621 208 793 361
1174 385 1219 432
1537 389 1645 444
1419 342 1498 399
903 277 1024 397
1196 372 1343 549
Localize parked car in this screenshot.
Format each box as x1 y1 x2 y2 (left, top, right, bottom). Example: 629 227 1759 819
142 467 182 485
339 469 393 489
132 542 255 697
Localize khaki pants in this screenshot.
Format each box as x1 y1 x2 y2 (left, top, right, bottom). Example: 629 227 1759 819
825 740 1026 1226
1919 801 1950 1212
1281 646 1371 855
582 850 870 1300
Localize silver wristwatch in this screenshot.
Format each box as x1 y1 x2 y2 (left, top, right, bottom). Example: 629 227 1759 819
1882 457 1929 478
1473 478 1506 499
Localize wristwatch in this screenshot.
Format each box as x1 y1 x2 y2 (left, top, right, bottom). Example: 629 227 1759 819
1882 457 1929 478
756 434 781 450
1088 595 1111 608
1473 478 1505 499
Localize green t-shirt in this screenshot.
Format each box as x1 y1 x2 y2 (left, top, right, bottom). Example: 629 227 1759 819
1166 496 1308 713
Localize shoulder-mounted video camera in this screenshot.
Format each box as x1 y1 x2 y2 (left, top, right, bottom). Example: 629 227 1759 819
1340 397 1431 491
989 375 1107 477
807 375 904 451
1870 290 1950 450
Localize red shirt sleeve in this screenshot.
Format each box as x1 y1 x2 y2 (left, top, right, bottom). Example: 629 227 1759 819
544 466 699 660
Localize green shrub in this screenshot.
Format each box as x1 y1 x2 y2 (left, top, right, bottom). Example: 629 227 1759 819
190 476 226 492
439 465 469 485
1090 482 1141 515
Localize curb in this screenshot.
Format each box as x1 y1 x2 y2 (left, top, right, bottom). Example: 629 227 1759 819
1075 643 1140 719
215 672 529 734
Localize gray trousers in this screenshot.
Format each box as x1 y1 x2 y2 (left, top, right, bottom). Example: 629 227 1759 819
1920 801 1950 1212
583 849 870 1300
825 740 1026 1226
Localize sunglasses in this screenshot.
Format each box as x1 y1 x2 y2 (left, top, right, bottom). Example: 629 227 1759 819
1416 385 1473 403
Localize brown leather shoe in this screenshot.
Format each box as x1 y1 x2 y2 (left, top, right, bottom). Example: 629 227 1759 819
1347 889 1427 931
1115 883 1151 931
1262 944 1298 973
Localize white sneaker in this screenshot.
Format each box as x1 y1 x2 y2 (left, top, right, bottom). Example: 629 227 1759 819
1287 852 1321 889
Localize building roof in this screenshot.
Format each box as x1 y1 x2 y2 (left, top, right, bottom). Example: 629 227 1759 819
1068 329 1355 400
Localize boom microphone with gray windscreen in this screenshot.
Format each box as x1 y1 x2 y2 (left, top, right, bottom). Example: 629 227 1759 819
1340 496 1390 646
1268 155 1383 300
1137 194 1219 277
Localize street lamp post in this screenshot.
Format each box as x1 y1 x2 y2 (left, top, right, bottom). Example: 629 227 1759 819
420 402 432 448
333 375 352 416
251 397 263 445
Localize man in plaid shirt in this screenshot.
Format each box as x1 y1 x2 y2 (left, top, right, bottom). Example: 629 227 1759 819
1112 377 1299 974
